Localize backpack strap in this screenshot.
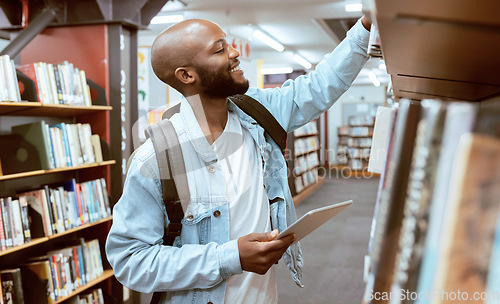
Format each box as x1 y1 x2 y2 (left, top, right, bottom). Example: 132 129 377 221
229 94 287 154
146 119 189 245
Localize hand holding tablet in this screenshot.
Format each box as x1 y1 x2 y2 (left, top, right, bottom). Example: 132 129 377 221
276 200 353 243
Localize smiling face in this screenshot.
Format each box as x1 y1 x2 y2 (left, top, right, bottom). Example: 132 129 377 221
151 19 249 98
191 22 249 98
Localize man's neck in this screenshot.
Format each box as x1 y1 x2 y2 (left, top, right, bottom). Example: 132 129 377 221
186 95 228 144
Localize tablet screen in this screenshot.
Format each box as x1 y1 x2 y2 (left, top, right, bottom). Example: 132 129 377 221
276 200 353 243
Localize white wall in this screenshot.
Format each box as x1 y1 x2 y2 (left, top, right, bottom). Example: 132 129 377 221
326 85 387 166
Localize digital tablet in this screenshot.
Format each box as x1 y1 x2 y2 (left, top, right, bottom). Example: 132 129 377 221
276 200 353 243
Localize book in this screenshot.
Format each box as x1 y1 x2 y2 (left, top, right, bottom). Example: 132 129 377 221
22 259 55 304
431 134 500 303
416 102 479 302
10 199 24 247
368 106 396 174
91 135 103 163
51 123 72 167
0 198 5 251
364 99 421 303
18 189 53 237
0 198 14 248
486 210 500 304
11 121 55 170
1 55 20 102
389 100 447 303
1 268 25 304
18 197 31 244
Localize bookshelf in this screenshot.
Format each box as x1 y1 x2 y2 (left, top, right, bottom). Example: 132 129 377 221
288 120 324 205
337 116 375 174
362 1 500 303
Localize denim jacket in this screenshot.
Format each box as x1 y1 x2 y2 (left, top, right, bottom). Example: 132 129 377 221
106 19 369 304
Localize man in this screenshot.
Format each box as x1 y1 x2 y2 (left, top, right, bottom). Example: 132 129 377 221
106 15 371 304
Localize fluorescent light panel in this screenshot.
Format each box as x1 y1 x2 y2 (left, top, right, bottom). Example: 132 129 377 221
261 67 293 75
293 54 312 70
253 29 285 52
151 15 184 24
368 70 380 87
345 3 363 12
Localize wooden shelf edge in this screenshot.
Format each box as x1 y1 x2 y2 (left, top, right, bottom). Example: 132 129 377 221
0 161 116 181
295 164 320 176
0 237 49 257
0 102 112 117
0 217 112 257
48 216 113 240
53 270 114 304
293 178 324 206
295 148 320 157
293 132 319 138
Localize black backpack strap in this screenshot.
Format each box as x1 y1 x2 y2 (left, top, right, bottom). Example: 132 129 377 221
147 119 190 246
147 119 189 304
229 94 287 155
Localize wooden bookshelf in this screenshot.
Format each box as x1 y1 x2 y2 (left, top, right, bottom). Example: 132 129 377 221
0 102 112 117
0 160 116 181
53 269 114 304
295 148 320 157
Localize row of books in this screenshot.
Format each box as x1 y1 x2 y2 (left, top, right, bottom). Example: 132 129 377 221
294 121 318 137
18 61 92 106
12 121 102 170
294 168 319 193
349 158 367 171
0 178 110 251
348 114 375 126
294 136 319 155
294 152 320 175
67 288 105 304
349 126 374 137
348 147 371 159
0 238 104 304
0 55 21 102
364 99 500 303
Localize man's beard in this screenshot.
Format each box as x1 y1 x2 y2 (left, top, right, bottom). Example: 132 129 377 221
197 65 249 98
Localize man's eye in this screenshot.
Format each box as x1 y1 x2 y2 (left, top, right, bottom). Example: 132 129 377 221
216 49 224 54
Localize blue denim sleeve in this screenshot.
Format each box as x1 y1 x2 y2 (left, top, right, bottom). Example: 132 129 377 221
246 18 370 133
105 141 242 293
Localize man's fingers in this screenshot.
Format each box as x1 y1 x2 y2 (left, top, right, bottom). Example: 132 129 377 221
248 229 279 242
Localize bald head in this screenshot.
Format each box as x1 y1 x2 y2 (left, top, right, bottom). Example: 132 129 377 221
151 19 225 92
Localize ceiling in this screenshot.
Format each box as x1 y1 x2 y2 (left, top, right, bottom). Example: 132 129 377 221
140 0 390 86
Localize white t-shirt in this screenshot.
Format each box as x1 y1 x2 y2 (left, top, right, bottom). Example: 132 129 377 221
212 111 277 304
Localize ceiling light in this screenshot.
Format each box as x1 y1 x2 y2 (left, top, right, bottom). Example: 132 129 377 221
368 70 380 87
261 67 293 75
150 15 184 25
293 54 312 70
345 3 363 12
253 29 285 52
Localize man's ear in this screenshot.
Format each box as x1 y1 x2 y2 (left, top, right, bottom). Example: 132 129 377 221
174 67 196 85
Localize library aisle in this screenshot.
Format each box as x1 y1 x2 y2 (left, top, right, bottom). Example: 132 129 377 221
276 173 379 304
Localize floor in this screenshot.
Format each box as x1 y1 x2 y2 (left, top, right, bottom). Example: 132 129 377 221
276 175 379 304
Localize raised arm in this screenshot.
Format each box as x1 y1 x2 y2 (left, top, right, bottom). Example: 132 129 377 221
246 17 371 133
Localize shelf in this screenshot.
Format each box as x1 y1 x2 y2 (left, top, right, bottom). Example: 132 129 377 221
348 156 370 160
348 146 372 149
0 102 112 117
0 160 116 181
293 178 324 206
345 135 373 138
0 217 112 257
53 269 114 304
294 132 319 138
349 124 374 128
295 148 319 157
295 164 320 176
373 0 500 101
